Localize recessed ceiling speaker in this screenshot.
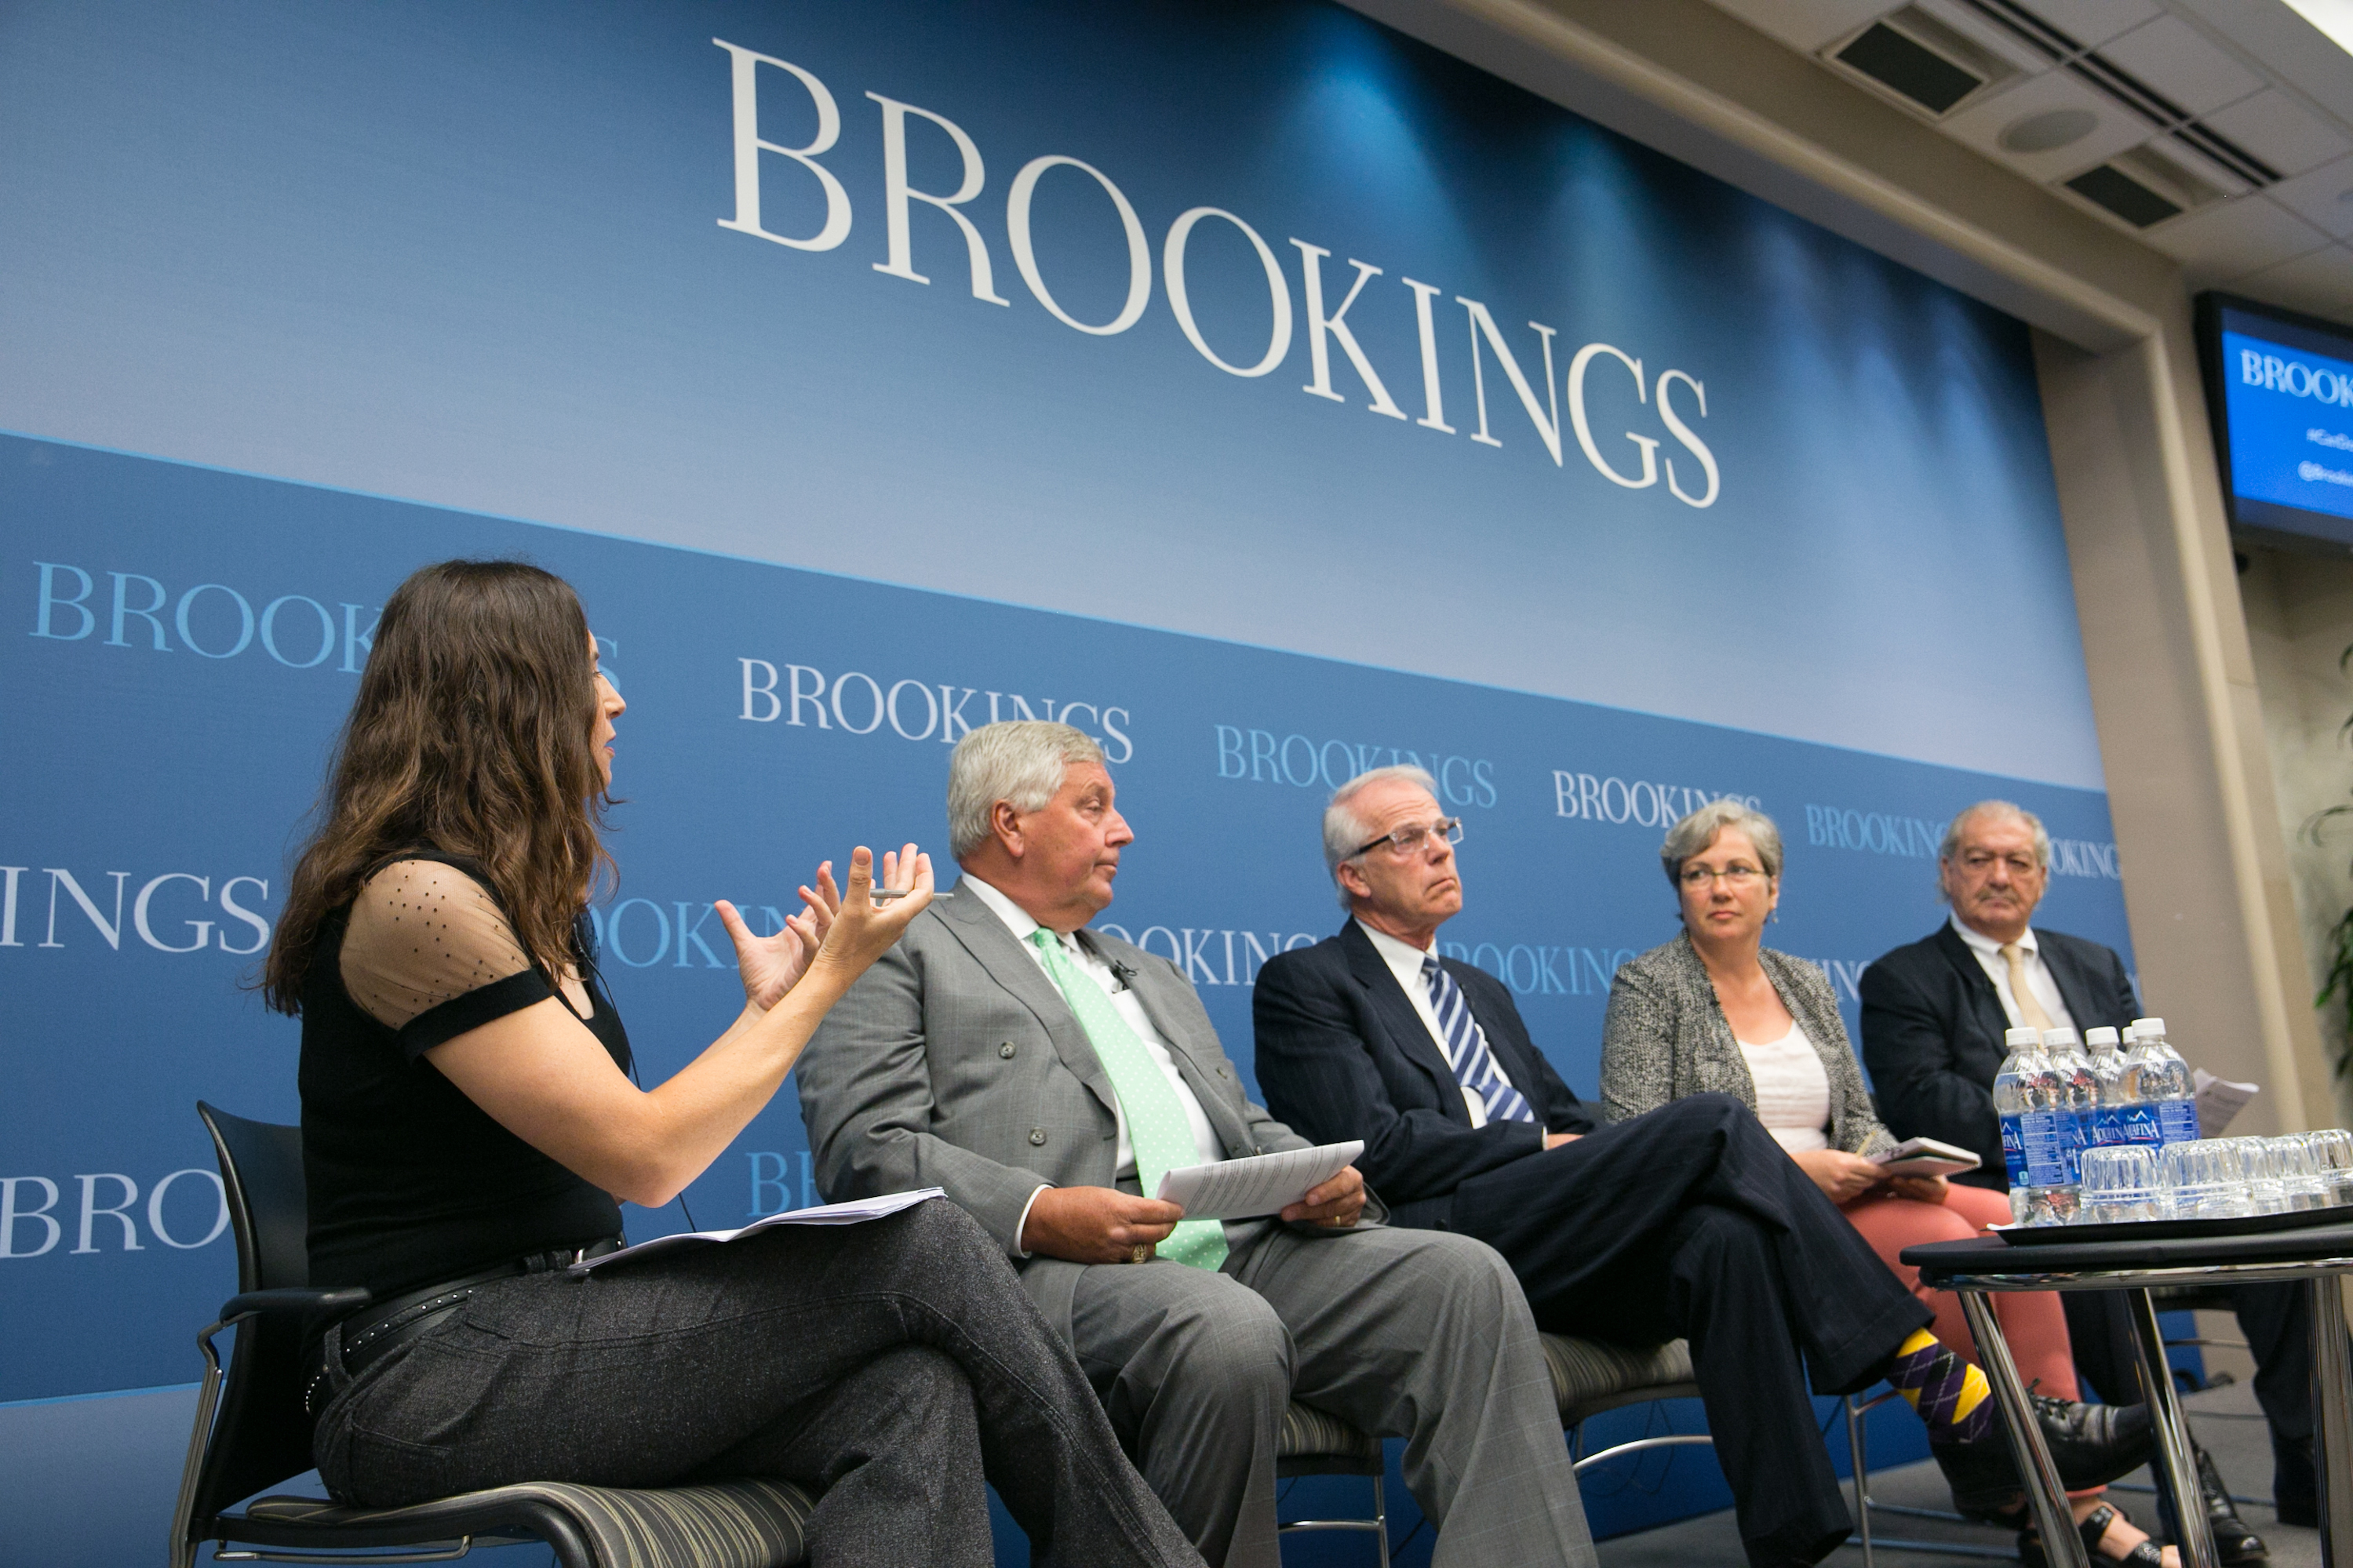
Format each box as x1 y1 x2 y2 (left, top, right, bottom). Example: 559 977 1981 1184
1999 107 2096 154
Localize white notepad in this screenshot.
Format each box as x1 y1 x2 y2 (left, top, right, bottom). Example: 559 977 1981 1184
1154 1142 1364 1221
1869 1136 1983 1178
568 1188 945 1276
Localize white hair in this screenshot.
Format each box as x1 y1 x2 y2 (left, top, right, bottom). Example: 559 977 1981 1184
1937 800 2052 903
1659 799 1783 887
1322 765 1441 909
946 721 1105 861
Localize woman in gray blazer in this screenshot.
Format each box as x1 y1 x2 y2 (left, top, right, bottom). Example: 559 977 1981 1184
1602 801 2169 1568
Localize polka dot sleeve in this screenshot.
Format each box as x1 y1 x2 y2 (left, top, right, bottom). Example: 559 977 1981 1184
340 859 556 1057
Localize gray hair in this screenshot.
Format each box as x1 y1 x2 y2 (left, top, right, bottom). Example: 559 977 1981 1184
946 720 1105 861
1659 799 1783 888
1323 765 1440 908
1937 800 2051 901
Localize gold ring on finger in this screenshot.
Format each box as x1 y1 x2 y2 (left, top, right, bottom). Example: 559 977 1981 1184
1129 1242 1152 1264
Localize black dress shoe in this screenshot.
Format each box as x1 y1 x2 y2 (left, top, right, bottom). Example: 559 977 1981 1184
2195 1442 2269 1563
2031 1392 2155 1491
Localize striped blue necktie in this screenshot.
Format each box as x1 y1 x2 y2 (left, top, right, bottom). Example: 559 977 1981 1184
1421 955 1535 1124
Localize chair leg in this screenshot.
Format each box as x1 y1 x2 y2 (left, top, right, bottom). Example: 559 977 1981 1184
1850 1395 1875 1568
1374 1472 1390 1568
169 1319 234 1568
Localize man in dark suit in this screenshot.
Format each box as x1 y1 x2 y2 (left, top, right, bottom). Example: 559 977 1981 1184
1253 766 2144 1568
1861 799 2315 1545
798 723 1594 1568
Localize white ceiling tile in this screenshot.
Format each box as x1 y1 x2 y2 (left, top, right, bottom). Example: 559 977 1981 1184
1702 0 1897 53
2095 15 2267 114
1942 70 2153 177
2021 0 2162 49
2199 89 2353 177
2140 191 2331 285
2154 133 2256 198
2265 151 2353 237
2229 242 2353 326
1911 0 2061 74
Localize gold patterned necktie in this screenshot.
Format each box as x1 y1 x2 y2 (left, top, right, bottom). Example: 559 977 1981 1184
1999 941 2056 1032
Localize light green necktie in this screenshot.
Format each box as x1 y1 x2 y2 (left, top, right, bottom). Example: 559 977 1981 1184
1029 928 1228 1270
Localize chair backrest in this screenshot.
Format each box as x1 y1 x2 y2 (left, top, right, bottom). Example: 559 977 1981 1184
188 1102 322 1530
199 1101 309 1293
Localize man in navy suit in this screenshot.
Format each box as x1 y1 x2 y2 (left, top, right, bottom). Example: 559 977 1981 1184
1252 766 2142 1568
1861 799 2315 1545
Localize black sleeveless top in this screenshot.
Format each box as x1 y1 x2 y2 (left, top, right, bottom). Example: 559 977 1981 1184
298 853 629 1297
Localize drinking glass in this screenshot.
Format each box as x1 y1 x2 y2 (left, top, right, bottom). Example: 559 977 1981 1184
2306 1129 2353 1206
2233 1137 2290 1215
2265 1136 2329 1212
2078 1145 2165 1224
2157 1139 2250 1221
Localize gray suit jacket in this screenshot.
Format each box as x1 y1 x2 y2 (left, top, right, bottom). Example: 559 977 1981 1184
1598 932 1897 1159
796 879 1319 1337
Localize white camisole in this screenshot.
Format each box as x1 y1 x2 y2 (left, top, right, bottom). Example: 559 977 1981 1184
1735 1020 1832 1154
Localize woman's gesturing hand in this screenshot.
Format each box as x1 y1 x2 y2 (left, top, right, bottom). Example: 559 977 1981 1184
810 844 934 980
715 861 842 1012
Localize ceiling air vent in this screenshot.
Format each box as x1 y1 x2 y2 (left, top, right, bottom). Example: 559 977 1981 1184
2064 165 2180 227
1830 9 2012 115
2063 144 2218 228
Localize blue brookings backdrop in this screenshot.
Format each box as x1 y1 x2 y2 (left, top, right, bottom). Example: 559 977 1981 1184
0 0 2130 1560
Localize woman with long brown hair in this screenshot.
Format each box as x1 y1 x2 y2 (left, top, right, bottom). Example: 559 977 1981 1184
267 559 1198 1568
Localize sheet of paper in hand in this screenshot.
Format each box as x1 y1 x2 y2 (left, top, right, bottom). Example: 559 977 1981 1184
1868 1137 1983 1178
1155 1142 1364 1221
2192 1069 2260 1137
569 1188 945 1277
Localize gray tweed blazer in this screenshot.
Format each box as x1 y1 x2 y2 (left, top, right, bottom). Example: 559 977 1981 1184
1598 931 1896 1158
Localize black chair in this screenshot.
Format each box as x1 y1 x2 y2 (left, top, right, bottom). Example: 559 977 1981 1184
169 1103 818 1568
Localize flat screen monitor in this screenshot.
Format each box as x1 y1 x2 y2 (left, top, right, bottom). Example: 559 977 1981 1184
2197 291 2353 553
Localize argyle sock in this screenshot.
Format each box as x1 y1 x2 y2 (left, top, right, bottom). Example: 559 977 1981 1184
1884 1327 1994 1446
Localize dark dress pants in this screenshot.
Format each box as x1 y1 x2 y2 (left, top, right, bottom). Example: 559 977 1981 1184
2063 1283 2318 1515
312 1202 1200 1568
1437 1093 1932 1568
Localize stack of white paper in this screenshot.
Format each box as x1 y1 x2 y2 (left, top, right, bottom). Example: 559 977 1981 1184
570 1188 945 1276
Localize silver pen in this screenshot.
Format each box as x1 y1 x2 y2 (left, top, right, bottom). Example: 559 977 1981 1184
869 889 950 902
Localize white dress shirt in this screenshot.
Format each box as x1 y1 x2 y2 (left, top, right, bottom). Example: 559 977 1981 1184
1949 914 2078 1035
1735 1020 1831 1155
1355 919 1521 1129
964 873 1222 1184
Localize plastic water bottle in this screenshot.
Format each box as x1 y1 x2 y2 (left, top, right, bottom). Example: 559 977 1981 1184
1995 1025 2075 1224
2044 1028 2096 1188
2111 1022 2164 1149
2130 1016 2199 1146
2084 1026 2130 1151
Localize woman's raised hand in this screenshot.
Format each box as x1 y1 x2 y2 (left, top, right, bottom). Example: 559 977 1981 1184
716 861 843 1011
810 844 934 980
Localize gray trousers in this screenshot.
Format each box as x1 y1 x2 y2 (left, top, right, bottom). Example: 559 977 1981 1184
1066 1221 1594 1568
312 1202 1200 1568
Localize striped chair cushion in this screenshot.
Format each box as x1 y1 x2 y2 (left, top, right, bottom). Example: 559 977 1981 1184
1277 1399 1382 1467
246 1478 818 1568
1539 1333 1696 1421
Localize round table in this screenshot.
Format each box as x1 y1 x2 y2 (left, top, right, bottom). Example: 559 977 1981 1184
1902 1222 2353 1568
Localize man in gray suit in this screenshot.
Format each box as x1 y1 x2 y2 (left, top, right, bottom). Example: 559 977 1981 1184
798 721 1592 1568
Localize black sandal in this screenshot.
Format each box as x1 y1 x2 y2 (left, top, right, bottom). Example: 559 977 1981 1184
2017 1503 2168 1568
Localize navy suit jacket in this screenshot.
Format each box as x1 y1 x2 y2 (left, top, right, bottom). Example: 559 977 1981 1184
1252 921 1597 1229
1858 921 2139 1190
